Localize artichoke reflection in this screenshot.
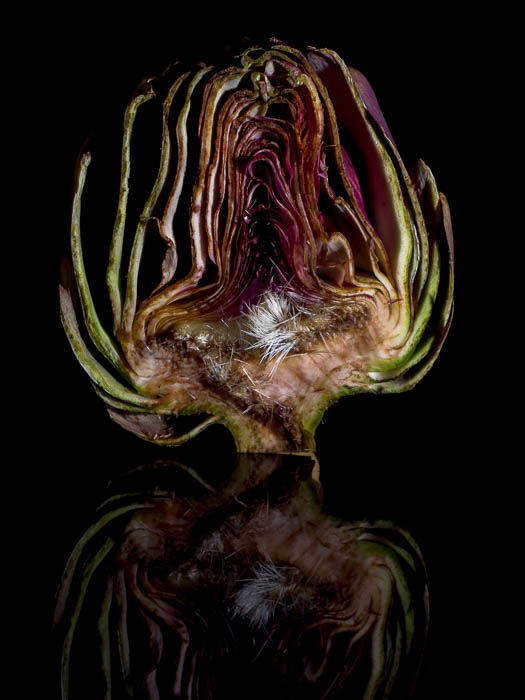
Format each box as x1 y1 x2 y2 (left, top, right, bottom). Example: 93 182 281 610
60 41 453 453
54 456 429 699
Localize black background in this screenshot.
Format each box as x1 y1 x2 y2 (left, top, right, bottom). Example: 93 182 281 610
16 5 507 698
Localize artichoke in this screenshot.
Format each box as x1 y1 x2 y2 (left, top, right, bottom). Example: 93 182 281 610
60 40 453 453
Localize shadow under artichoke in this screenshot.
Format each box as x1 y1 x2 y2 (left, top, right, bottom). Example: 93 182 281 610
54 455 429 699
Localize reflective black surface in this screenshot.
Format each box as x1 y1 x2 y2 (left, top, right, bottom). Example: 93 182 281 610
53 454 430 699
18 10 502 699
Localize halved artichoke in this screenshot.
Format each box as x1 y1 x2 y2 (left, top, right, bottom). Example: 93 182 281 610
60 41 453 453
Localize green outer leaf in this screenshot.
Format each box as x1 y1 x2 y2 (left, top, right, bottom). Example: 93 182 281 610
59 283 156 408
369 158 452 378
107 81 156 332
70 152 128 376
93 383 227 420
93 384 171 414
372 192 454 392
369 237 441 378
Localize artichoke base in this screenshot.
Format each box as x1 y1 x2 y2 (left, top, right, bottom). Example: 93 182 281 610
112 297 394 453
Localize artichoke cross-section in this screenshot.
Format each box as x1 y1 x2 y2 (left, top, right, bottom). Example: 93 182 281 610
60 42 454 453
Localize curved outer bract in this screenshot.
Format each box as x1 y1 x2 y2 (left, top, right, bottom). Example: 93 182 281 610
60 41 454 453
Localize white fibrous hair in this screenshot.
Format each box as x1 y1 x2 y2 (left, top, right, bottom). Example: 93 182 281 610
203 347 235 383
242 291 311 365
233 560 293 629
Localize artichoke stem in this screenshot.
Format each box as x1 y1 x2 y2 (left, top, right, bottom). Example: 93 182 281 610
225 411 316 455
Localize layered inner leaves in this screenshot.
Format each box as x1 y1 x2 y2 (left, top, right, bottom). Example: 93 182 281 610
120 50 406 348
